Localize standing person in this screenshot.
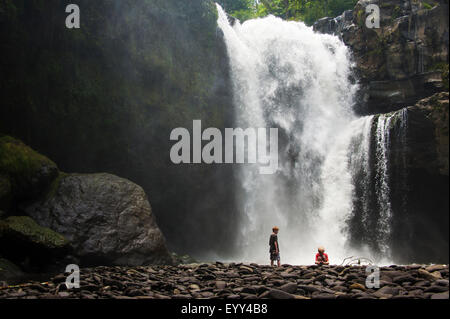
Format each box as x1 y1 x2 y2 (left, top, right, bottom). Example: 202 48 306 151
315 246 329 265
269 226 281 267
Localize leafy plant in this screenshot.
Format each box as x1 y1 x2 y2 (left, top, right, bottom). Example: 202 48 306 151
220 0 359 24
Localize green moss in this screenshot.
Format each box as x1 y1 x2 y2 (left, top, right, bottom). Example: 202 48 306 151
356 8 365 28
392 6 401 19
422 2 433 10
0 136 56 183
0 216 68 249
0 136 58 204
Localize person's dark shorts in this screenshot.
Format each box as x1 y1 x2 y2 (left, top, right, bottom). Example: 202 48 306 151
270 251 280 262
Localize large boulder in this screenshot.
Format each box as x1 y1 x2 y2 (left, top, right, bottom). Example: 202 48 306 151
0 136 58 211
25 173 173 266
0 216 70 270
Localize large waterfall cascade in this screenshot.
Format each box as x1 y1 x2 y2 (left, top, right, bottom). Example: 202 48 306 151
217 5 404 265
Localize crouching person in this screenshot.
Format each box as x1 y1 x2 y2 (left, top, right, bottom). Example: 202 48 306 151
315 246 329 265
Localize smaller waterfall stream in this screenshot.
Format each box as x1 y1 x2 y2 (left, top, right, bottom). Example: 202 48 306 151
348 115 375 240
375 114 394 258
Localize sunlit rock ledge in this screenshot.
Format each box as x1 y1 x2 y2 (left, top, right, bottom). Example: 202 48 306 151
0 263 448 299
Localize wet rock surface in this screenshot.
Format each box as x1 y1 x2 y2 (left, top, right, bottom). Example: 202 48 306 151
0 263 448 299
314 1 449 115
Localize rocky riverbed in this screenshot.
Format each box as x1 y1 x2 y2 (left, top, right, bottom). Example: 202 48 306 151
0 263 448 299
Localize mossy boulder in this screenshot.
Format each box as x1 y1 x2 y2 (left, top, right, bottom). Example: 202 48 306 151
0 216 70 270
0 136 59 211
0 216 68 248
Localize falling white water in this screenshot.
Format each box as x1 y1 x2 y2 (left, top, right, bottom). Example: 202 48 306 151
217 5 392 265
349 115 374 233
313 116 375 262
374 114 394 258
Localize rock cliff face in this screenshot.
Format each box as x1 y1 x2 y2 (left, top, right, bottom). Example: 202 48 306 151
0 0 239 257
388 92 448 263
314 0 449 115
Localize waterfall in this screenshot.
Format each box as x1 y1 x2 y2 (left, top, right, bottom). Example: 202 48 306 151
348 115 375 242
346 110 410 263
217 5 393 265
374 114 394 258
399 108 409 212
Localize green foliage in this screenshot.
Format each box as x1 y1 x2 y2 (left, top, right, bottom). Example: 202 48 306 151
422 2 433 10
258 0 358 25
216 0 254 12
218 0 358 25
216 0 259 21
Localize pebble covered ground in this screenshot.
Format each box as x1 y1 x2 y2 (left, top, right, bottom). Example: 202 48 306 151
0 263 448 299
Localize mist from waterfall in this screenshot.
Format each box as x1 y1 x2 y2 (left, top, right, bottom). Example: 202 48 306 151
217 4 394 265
